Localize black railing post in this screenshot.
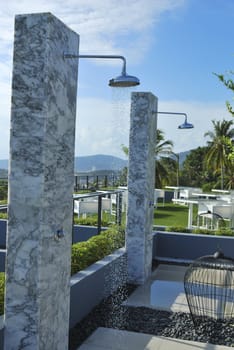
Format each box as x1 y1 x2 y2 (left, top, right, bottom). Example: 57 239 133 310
104 175 107 188
117 192 122 226
97 195 102 234
115 192 122 226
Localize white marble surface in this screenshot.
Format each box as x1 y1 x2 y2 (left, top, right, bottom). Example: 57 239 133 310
5 13 79 349
125 264 189 313
78 327 231 350
126 92 157 284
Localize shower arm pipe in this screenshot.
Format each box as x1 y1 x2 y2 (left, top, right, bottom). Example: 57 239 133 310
156 111 188 121
63 53 127 76
153 111 194 129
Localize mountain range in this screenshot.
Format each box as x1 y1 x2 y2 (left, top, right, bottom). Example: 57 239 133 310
0 154 128 173
0 151 190 174
74 155 127 172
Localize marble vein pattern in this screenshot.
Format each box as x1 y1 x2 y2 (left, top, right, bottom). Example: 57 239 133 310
126 92 158 285
4 13 79 350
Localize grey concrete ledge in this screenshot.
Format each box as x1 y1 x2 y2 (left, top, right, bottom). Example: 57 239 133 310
153 231 234 262
69 247 127 328
70 247 126 286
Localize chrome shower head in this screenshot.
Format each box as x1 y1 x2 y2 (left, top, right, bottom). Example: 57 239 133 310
109 73 140 87
178 117 194 129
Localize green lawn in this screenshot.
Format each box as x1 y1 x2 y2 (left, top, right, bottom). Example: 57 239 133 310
73 203 191 228
154 202 190 227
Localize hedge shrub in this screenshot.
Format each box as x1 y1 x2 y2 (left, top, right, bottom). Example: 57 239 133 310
71 225 125 275
166 226 234 237
0 213 7 220
0 273 5 315
166 226 191 233
73 215 111 227
214 228 234 236
192 228 214 235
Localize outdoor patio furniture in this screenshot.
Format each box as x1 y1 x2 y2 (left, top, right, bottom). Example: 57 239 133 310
179 187 202 200
184 250 234 330
196 202 234 229
212 204 234 228
197 203 212 229
154 189 165 207
74 200 99 217
197 201 223 229
74 198 112 218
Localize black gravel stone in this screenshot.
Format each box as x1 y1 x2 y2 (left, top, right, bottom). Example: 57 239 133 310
69 283 234 349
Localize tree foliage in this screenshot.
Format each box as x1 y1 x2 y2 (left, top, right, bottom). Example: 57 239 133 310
204 119 234 189
180 146 215 190
215 70 234 163
215 71 234 116
155 129 175 188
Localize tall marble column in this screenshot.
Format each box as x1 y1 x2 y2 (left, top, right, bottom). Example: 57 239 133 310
126 92 157 285
4 13 79 349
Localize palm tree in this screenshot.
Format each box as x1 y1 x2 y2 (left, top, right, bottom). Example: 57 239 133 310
204 119 234 189
155 129 174 188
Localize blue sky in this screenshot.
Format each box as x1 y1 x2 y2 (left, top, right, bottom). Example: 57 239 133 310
0 0 233 159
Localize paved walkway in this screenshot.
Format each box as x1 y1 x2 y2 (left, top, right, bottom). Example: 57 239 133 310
78 327 231 350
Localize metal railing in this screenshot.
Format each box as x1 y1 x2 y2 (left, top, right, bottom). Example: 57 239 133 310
73 189 125 235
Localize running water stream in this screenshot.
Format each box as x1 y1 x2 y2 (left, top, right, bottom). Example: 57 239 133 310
109 87 135 156
102 87 136 328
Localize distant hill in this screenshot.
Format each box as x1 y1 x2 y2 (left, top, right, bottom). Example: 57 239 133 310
0 155 128 173
0 169 7 178
179 150 190 165
75 154 128 172
0 160 8 170
0 152 191 173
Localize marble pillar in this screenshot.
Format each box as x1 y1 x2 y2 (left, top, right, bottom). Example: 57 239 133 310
4 13 79 349
126 92 157 285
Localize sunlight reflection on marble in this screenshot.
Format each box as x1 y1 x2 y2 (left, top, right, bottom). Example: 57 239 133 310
125 264 190 313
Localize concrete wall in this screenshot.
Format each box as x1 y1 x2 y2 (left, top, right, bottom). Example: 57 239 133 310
69 247 127 328
153 231 234 262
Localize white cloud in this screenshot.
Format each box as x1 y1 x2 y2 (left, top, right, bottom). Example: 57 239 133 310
0 0 187 159
74 96 232 158
0 90 232 159
75 94 131 158
60 0 186 63
0 0 186 62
